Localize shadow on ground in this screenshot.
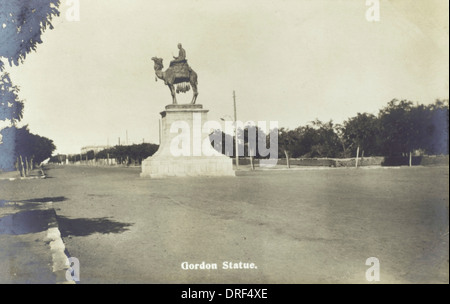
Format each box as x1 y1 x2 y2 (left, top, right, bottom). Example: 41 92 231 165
0 209 133 237
56 216 133 237
0 210 54 235
0 196 131 237
0 197 69 235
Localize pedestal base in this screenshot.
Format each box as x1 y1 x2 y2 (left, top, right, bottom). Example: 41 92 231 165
140 104 235 178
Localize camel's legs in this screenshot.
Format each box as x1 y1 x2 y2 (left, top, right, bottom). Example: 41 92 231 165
190 83 199 104
168 84 177 104
190 71 199 104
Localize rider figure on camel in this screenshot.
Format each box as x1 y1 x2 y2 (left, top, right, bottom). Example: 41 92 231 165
170 43 186 66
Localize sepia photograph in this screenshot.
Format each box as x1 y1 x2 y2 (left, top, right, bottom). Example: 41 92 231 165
0 0 448 288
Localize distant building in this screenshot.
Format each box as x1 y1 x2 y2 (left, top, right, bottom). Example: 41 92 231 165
80 145 110 155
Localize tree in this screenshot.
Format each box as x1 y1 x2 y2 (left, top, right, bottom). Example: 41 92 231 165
0 72 24 123
237 124 268 159
343 113 380 157
294 125 317 157
278 127 301 168
308 119 343 158
334 123 351 158
0 125 56 171
424 100 449 155
378 99 414 157
211 124 270 160
208 129 234 156
376 99 449 164
124 143 159 165
86 150 95 160
0 0 60 69
0 0 60 122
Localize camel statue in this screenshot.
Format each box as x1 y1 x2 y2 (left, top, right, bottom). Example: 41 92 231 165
151 57 198 105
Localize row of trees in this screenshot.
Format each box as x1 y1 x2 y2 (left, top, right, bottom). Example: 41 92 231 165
282 99 449 160
64 143 160 166
213 99 448 161
343 99 448 157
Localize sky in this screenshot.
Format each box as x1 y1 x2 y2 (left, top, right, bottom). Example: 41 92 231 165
2 0 449 154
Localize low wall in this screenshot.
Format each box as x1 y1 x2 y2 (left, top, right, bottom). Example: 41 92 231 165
335 157 385 167
233 155 448 168
279 158 335 167
382 155 449 166
420 155 449 166
234 157 383 167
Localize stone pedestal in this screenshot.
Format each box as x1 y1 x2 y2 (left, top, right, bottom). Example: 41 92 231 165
141 104 235 178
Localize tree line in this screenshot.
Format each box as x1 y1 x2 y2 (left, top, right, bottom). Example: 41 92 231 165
213 99 448 161
65 143 159 166
291 99 448 159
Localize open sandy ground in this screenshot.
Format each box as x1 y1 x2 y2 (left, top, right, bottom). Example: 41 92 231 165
1 165 448 283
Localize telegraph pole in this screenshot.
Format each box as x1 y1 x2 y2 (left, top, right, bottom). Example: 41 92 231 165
159 119 162 145
233 90 239 168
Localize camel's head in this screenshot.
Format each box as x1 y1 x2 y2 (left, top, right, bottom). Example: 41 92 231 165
151 57 163 70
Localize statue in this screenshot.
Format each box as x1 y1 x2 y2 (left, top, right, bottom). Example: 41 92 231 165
151 44 199 105
171 43 186 65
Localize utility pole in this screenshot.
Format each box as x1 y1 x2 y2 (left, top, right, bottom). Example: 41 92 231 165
126 130 128 145
233 90 239 168
159 119 162 145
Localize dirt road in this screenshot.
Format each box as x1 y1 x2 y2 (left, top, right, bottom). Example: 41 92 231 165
1 165 448 283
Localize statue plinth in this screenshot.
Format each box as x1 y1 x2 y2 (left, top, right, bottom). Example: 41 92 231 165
141 104 235 178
